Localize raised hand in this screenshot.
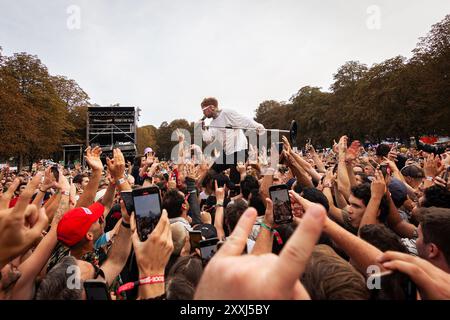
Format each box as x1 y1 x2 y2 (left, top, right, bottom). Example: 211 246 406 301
131 210 173 272
282 135 292 153
214 180 225 203
338 136 348 155
236 162 246 175
0 178 21 210
346 140 361 163
378 251 450 300
289 190 315 219
194 203 326 300
85 146 103 173
371 170 386 199
332 139 339 154
388 149 398 162
0 173 49 268
106 148 126 180
424 153 440 178
40 167 57 191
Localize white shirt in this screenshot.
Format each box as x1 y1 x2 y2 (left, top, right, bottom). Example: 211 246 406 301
202 109 264 155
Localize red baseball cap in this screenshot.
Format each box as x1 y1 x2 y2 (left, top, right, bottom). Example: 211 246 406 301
57 202 105 247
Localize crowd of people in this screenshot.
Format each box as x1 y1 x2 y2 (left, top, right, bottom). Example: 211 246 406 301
1 115 450 300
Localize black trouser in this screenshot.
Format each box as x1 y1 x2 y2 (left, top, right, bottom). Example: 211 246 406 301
210 149 248 184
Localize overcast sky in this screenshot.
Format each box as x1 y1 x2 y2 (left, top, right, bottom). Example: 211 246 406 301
1 0 449 127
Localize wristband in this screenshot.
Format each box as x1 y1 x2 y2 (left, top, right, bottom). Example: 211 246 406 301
426 176 434 182
121 220 130 229
39 188 47 193
216 202 224 207
116 275 165 295
260 222 283 245
61 190 70 196
117 177 126 185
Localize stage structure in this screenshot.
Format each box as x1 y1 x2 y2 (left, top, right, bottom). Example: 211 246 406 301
62 144 84 168
87 106 139 159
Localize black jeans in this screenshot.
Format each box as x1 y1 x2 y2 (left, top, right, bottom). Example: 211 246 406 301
210 149 248 184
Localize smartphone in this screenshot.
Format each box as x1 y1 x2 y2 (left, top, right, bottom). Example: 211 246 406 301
120 191 134 215
369 270 417 300
189 230 203 252
199 238 219 263
269 184 293 225
83 280 110 300
132 186 162 241
51 165 59 182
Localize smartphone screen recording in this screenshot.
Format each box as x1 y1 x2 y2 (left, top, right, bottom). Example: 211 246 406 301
269 185 293 225
132 187 161 241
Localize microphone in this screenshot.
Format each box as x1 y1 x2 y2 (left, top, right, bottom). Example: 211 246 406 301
197 116 206 130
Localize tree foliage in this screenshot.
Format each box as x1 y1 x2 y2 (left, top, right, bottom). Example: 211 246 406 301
254 15 450 146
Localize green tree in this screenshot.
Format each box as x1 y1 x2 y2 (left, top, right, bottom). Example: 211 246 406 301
51 75 90 144
0 52 69 168
137 125 158 154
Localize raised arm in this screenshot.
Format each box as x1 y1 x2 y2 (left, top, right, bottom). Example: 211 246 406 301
358 170 385 231
213 181 226 241
385 191 417 239
0 174 49 270
76 146 103 208
32 167 55 208
107 148 132 192
286 153 314 189
12 171 71 300
100 200 132 286
336 136 351 200
310 145 326 173
322 185 345 224
185 173 202 226
284 137 321 183
251 198 274 255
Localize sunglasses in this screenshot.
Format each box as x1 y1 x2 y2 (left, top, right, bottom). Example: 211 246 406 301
202 105 214 111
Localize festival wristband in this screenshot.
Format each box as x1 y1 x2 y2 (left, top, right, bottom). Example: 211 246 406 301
260 222 283 245
116 275 165 295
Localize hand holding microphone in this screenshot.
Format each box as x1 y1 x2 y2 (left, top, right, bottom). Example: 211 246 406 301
197 116 206 130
